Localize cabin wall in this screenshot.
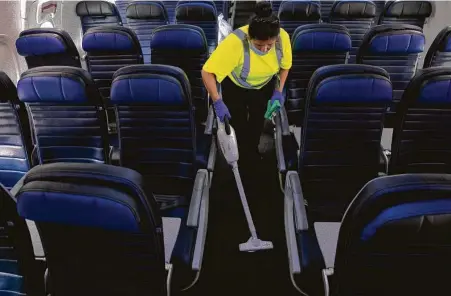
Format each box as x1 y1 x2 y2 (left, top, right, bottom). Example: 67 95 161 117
0 1 24 83
422 1 451 68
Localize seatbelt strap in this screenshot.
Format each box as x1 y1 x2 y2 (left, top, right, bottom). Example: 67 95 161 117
231 29 283 89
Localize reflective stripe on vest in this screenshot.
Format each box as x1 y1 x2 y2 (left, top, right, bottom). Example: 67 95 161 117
231 29 283 89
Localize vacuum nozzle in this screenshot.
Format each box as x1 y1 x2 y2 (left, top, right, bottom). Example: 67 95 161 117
239 238 274 252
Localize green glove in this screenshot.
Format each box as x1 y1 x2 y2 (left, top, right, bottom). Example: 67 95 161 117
264 100 281 120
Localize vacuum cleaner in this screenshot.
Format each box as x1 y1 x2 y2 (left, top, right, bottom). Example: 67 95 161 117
216 117 274 252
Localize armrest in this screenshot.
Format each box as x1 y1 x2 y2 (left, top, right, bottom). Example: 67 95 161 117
207 138 217 172
187 169 210 271
279 106 291 136
109 147 120 166
379 144 390 175
10 174 27 197
274 113 286 174
30 146 39 167
204 106 215 135
286 171 308 232
187 169 208 227
284 171 326 294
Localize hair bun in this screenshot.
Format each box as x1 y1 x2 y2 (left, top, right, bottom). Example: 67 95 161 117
255 1 272 18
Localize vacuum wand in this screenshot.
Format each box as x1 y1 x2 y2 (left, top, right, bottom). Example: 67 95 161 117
217 118 273 252
231 164 258 239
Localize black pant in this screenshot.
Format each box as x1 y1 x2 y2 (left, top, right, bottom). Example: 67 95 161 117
221 77 275 167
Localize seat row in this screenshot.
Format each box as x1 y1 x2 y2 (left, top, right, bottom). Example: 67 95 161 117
77 0 221 62
3 153 451 295
76 0 433 66
277 64 451 222
273 63 451 294
0 64 216 294
17 24 211 122
18 21 451 129
0 64 215 204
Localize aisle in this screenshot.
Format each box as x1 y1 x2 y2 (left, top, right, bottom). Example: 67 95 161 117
190 155 299 295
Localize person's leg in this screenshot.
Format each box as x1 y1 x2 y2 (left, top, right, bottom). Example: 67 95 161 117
221 77 250 159
247 79 276 157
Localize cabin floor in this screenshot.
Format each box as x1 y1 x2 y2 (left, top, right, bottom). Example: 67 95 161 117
184 152 299 296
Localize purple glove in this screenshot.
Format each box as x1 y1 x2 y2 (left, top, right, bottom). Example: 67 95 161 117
270 90 285 106
213 98 231 122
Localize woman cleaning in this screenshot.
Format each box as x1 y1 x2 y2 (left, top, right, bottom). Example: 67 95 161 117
201 1 292 166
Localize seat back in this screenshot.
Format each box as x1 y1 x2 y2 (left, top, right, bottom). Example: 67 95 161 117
83 26 143 101
286 24 351 126
330 0 377 63
126 1 169 64
151 24 209 122
176 1 218 54
0 73 31 190
320 0 335 21
390 68 451 174
357 24 424 111
214 0 227 17
278 1 321 38
335 174 451 296
374 0 386 16
162 0 178 23
423 26 451 68
379 0 432 28
300 64 392 221
17 66 109 165
15 163 165 296
76 1 122 33
116 0 131 25
111 65 197 207
16 28 80 68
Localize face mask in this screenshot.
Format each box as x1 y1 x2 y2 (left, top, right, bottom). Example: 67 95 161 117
250 42 270 56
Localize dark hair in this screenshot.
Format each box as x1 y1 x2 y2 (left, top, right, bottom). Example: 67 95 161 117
248 1 280 40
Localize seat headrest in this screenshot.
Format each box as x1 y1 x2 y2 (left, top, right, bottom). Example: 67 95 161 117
176 2 217 22
126 1 168 20
82 26 141 53
309 64 392 103
360 24 425 55
177 0 217 9
151 24 208 51
111 65 191 105
113 64 191 97
17 66 102 104
383 1 432 18
337 173 451 244
278 1 321 21
401 67 451 105
292 24 351 52
331 0 377 18
16 163 158 232
0 72 19 103
76 0 118 17
16 28 78 57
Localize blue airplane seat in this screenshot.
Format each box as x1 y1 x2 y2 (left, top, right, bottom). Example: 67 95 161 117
17 66 110 165
284 172 451 296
